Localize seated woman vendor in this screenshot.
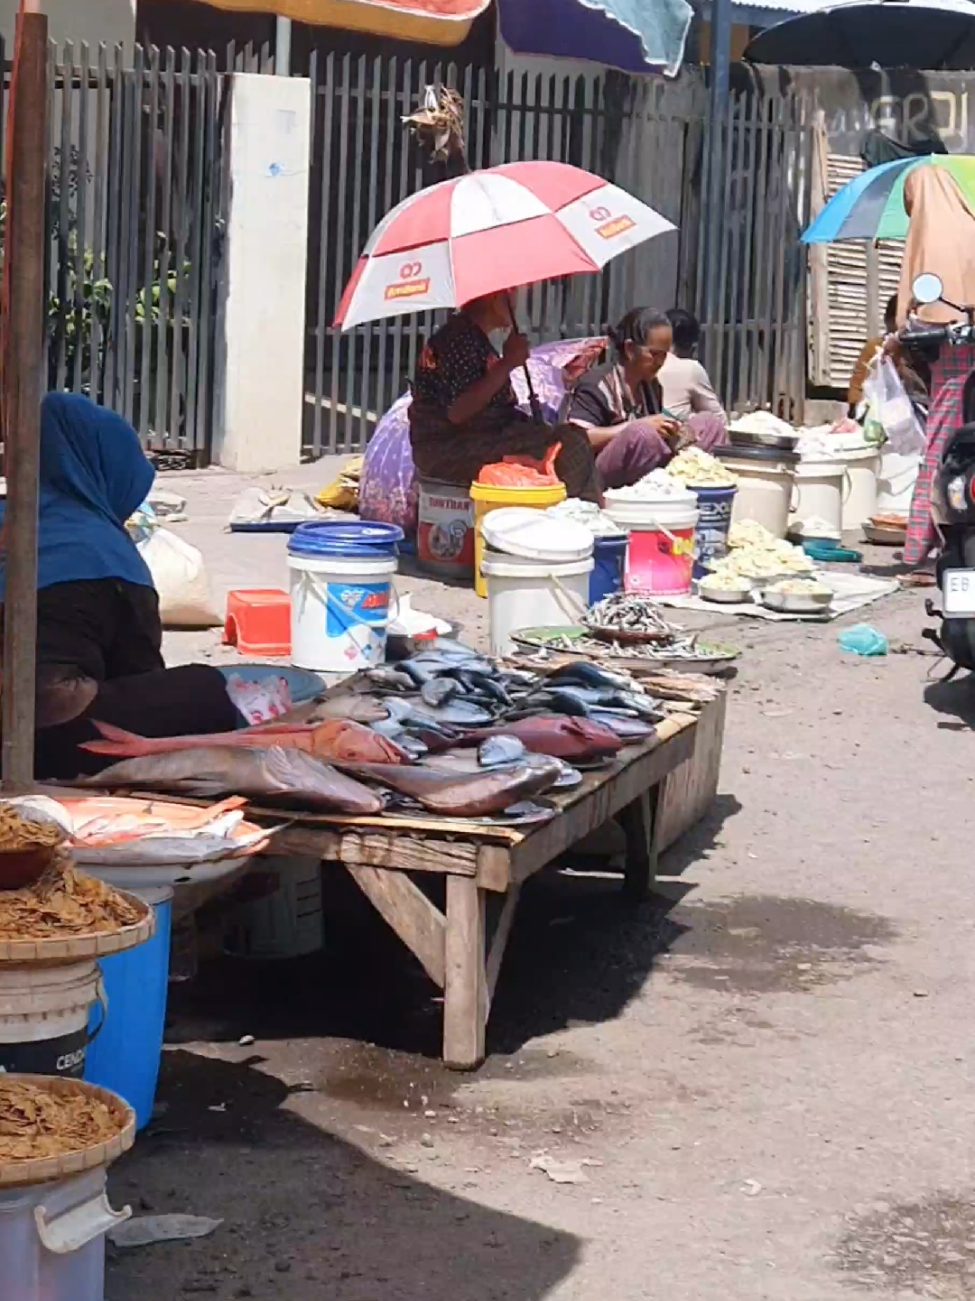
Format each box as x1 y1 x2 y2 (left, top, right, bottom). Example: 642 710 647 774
565 308 726 490
0 393 239 780
409 291 600 500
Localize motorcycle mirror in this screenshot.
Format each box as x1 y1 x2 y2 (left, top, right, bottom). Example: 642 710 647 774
912 272 944 305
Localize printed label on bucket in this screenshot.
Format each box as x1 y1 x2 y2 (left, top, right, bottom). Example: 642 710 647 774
0 1028 87 1078
325 581 390 636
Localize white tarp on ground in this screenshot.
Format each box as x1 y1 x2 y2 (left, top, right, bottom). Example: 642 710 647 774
656 571 899 622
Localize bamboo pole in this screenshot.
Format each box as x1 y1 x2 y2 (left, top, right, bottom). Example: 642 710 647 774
2 7 48 789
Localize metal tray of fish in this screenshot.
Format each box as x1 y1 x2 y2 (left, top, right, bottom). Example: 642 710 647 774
510 626 741 675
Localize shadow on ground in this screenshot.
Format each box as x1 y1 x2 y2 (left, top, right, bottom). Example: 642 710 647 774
167 794 739 1064
924 671 975 728
107 1051 578 1301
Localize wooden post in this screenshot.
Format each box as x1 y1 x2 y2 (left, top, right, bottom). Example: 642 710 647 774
443 876 486 1070
2 8 48 789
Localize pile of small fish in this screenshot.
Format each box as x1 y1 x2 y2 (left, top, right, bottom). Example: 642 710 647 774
81 639 671 822
586 593 677 638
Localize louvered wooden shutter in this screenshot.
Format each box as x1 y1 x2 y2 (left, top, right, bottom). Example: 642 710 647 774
809 151 903 390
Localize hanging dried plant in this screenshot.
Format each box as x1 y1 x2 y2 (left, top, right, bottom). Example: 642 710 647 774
403 85 467 167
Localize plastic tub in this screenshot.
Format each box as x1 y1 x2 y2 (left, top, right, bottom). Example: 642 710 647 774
469 480 567 599
876 449 921 515
604 497 698 595
589 534 628 604
224 856 324 961
0 1168 130 1301
0 960 103 1079
691 484 738 577
789 459 845 537
85 886 171 1131
287 520 402 673
416 479 475 581
481 552 593 658
839 445 881 530
715 446 799 539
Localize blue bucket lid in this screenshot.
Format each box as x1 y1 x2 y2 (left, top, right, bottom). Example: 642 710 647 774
289 520 404 559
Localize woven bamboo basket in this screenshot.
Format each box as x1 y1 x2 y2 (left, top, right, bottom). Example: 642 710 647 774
0 887 155 964
0 1074 135 1187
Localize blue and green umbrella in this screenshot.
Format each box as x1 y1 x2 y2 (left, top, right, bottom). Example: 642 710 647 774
801 154 975 244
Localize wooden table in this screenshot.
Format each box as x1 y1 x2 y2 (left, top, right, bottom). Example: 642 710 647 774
253 711 702 1069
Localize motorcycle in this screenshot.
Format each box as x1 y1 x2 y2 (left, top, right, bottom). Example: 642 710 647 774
905 273 975 672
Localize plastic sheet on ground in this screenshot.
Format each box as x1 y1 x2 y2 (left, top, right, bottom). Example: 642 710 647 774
656 571 899 621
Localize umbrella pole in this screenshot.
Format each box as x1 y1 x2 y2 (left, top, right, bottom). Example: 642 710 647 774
2 4 48 791
505 292 543 424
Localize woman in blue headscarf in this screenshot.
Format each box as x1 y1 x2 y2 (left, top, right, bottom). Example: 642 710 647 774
0 393 164 726
0 394 239 778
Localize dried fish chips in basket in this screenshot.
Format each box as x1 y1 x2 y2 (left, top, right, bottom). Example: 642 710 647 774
0 1074 134 1186
0 854 154 962
0 800 70 891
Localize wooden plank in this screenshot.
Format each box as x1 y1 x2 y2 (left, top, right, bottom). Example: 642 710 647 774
443 877 486 1070
507 728 695 884
1 10 48 790
270 826 479 876
485 883 521 1007
657 693 728 851
619 784 661 904
476 845 510 893
346 864 446 989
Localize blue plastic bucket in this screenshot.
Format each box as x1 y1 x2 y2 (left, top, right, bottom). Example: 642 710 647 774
85 887 172 1131
691 485 738 578
589 534 628 605
287 521 403 673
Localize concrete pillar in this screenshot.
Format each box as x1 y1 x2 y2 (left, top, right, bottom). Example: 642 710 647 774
214 72 310 473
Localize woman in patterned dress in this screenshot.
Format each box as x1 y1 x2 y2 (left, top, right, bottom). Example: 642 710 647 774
408 291 601 500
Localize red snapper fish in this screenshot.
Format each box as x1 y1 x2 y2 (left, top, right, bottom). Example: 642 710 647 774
81 718 409 765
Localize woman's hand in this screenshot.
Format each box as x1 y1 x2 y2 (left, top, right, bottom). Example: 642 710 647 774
644 413 681 442
502 331 531 370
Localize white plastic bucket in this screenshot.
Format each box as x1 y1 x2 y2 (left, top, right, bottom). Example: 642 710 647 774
481 553 593 658
224 857 324 960
839 445 881 530
789 459 845 536
876 449 922 515
0 1168 130 1301
716 452 797 539
0 961 103 1078
287 551 398 674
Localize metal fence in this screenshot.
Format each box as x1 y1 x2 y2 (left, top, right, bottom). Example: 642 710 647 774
302 56 816 456
697 88 814 420
3 43 231 462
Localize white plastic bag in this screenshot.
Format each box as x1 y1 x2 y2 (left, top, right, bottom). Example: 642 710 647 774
861 355 926 455
139 527 220 628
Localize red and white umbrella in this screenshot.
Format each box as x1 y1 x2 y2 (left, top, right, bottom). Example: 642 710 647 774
334 161 675 331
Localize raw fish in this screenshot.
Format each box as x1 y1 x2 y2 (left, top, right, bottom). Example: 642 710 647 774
478 715 622 762
83 746 384 814
82 718 409 764
338 757 562 817
420 678 460 708
478 735 528 768
546 662 630 690
587 710 657 740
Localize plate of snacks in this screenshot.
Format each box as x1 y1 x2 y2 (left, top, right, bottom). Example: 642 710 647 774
760 577 833 615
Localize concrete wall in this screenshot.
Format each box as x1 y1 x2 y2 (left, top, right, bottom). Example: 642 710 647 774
213 73 310 474
0 0 135 52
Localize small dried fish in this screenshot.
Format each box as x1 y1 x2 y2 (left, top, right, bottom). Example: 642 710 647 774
587 593 677 636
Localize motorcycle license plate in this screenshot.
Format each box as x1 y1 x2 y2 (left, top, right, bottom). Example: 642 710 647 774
943 568 975 616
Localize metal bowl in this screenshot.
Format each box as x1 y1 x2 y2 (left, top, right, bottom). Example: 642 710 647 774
697 584 751 604
726 428 799 452
760 587 833 615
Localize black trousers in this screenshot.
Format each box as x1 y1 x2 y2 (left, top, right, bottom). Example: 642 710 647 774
1 579 240 780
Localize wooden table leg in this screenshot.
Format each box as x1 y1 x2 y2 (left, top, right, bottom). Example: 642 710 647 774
619 782 661 904
443 875 487 1070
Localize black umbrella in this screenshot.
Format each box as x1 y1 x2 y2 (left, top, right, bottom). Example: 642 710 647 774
745 0 975 68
